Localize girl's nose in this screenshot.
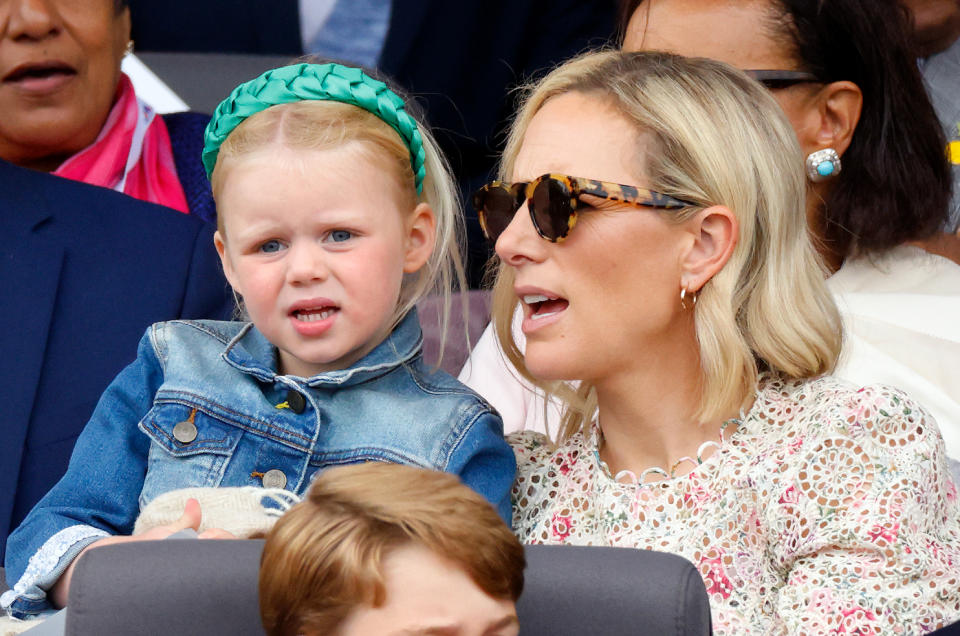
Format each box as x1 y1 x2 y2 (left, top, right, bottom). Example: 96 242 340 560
495 201 547 267
285 242 329 284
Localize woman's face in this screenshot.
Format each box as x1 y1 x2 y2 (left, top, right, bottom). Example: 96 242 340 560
0 0 130 170
622 0 821 155
495 92 692 384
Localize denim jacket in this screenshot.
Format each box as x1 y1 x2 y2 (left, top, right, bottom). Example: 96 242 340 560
2 310 513 618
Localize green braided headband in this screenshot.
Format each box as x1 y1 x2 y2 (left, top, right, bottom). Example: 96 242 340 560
202 63 426 194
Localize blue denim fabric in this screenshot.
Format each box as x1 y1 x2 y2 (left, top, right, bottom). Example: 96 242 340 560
2 310 513 617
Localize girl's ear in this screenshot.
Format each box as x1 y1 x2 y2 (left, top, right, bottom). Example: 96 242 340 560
214 230 241 292
679 205 738 293
403 203 437 274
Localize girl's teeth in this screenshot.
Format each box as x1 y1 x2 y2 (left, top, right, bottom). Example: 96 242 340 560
298 309 334 321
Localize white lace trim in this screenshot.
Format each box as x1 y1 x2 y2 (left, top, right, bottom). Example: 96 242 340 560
1 525 107 609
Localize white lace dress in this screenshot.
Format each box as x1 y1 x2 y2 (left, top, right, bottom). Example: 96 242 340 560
510 375 960 635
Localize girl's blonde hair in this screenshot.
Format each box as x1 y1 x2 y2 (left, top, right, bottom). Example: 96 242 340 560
211 99 468 352
492 50 842 441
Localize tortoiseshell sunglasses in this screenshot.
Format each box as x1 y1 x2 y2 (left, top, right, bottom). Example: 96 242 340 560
472 173 696 243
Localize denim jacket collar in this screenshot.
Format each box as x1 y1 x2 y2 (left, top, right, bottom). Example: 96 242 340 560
221 309 423 388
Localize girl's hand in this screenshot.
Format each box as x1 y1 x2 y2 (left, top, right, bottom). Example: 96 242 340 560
49 498 236 607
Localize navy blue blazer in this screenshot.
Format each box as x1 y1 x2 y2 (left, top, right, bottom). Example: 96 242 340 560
0 161 232 559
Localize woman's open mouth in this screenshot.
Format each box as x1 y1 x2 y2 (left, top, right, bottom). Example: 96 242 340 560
523 294 569 320
3 61 77 94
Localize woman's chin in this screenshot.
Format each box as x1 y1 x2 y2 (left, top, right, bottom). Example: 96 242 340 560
523 350 579 384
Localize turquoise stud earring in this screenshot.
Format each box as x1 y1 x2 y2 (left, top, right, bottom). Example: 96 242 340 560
805 148 841 182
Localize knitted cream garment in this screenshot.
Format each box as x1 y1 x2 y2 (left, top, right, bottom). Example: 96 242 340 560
133 487 301 538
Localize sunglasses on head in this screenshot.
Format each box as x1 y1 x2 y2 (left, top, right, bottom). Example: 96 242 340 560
472 173 696 243
743 69 820 90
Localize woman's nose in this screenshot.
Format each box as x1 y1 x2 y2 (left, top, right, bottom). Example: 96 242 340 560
6 0 61 41
285 242 329 285
495 201 547 267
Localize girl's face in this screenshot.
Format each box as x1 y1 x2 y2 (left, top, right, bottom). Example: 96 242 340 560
495 92 691 384
214 144 435 377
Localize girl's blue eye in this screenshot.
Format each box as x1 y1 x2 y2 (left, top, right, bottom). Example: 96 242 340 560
259 240 283 253
329 230 352 243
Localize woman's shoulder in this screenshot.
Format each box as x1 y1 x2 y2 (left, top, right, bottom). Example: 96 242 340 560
751 374 946 465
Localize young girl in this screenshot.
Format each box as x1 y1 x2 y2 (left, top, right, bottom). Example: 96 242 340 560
1 63 514 619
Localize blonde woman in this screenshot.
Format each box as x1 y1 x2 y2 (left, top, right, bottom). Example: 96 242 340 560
475 50 960 633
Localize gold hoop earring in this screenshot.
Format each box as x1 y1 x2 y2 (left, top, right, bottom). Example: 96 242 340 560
680 287 699 311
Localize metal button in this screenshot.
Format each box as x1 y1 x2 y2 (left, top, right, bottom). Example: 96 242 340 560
173 410 198 444
285 390 306 414
262 469 287 489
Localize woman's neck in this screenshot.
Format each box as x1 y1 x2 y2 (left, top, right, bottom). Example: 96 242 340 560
592 326 728 479
13 154 67 173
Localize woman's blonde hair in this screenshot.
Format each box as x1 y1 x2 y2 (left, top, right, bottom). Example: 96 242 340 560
211 98 468 353
258 463 525 636
492 50 842 440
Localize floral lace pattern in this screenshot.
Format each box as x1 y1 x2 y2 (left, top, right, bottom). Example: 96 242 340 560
510 375 960 635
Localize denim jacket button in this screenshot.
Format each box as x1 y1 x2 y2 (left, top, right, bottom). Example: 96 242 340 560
172 420 198 444
262 469 287 489
285 390 306 414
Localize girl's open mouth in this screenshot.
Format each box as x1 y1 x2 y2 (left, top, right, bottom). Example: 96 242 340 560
293 308 337 322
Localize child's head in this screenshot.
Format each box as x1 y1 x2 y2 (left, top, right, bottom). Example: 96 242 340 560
258 463 524 636
203 64 466 376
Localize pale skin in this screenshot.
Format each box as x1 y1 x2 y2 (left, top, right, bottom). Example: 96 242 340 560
623 0 960 268
334 544 519 636
496 92 740 477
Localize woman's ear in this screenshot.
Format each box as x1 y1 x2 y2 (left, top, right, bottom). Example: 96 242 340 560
403 202 437 274
114 5 132 58
680 205 738 292
803 81 863 158
213 231 240 292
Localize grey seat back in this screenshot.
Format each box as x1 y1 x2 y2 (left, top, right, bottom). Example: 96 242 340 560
519 544 712 635
63 540 711 635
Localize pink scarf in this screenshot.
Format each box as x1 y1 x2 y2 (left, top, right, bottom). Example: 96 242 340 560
54 74 189 213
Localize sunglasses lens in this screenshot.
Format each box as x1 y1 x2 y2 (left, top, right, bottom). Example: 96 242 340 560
474 185 518 242
531 177 572 242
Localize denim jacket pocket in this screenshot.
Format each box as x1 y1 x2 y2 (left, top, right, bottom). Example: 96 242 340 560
138 401 244 509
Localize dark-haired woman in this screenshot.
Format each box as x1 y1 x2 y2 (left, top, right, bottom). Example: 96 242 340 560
460 0 960 466
0 0 214 220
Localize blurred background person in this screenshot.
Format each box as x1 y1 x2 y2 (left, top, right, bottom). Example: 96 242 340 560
619 0 960 466
902 0 960 234
0 0 215 221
